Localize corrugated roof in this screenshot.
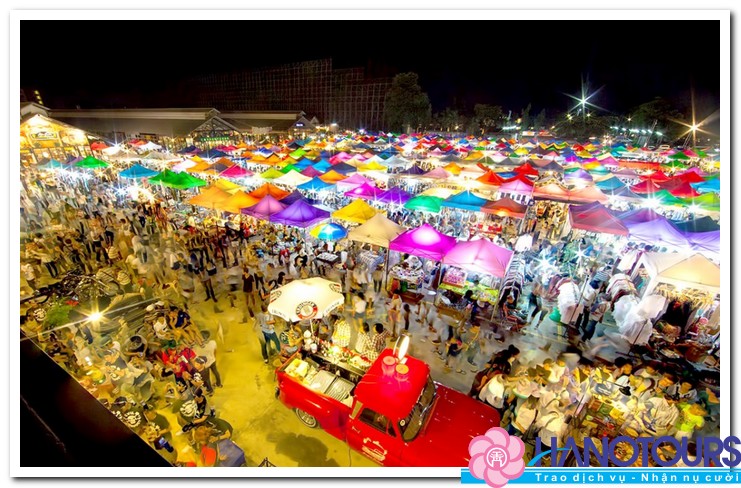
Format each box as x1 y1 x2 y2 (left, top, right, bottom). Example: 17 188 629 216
51 115 204 138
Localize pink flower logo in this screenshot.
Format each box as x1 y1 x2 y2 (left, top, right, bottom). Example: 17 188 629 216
468 427 525 488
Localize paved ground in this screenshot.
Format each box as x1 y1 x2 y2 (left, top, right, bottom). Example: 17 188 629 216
157 277 590 467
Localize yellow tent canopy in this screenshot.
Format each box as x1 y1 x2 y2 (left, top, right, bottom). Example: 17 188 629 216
319 170 348 183
332 199 382 224
213 178 243 194
186 161 212 173
216 190 259 214
443 162 463 175
358 161 387 172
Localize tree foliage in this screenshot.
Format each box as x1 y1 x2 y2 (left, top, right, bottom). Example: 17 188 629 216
629 97 684 141
473 104 504 135
433 108 466 132
383 73 432 133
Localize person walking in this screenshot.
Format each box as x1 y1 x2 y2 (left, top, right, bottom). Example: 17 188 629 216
194 331 222 394
256 306 281 364
199 263 218 302
241 265 258 321
387 293 402 338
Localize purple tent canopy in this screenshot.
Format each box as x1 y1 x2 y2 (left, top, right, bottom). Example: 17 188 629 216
389 223 457 261
442 238 513 278
269 199 330 228
684 230 720 254
625 218 691 250
300 166 324 178
618 208 665 226
241 194 287 220
400 164 426 175
564 169 593 181
375 187 411 206
280 190 308 205
498 179 534 195
344 182 382 200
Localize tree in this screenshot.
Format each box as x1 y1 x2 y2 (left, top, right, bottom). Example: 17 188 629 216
533 109 546 131
473 104 504 135
629 97 684 141
383 73 432 133
434 108 466 132
519 103 532 130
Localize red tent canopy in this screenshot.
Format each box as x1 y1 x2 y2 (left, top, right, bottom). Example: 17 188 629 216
514 162 539 176
476 170 505 186
676 171 706 184
480 197 527 218
569 201 629 236
501 173 535 186
640 170 671 183
667 182 702 199
630 180 662 194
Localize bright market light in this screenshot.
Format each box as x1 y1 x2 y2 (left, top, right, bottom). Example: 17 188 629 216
87 312 103 322
644 198 659 209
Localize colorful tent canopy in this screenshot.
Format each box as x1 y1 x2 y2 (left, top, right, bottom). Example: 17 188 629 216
630 180 662 194
672 216 720 233
219 165 253 179
442 238 513 278
300 166 324 178
319 170 348 183
241 194 288 220
249 183 290 200
568 202 628 236
533 183 571 202
260 167 285 180
330 162 356 175
119 164 158 179
620 211 691 250
297 177 335 192
310 222 348 241
641 170 671 182
344 182 382 201
375 187 412 206
336 174 373 193
568 185 609 204
423 167 451 179
187 186 232 209
332 199 381 224
38 159 67 170
441 191 489 212
666 182 701 199
476 170 505 186
347 213 406 248
405 195 443 213
498 178 534 195
687 192 721 211
213 178 243 194
691 179 720 194
218 190 259 214
400 164 426 175
595 176 626 191
151 169 207 190
443 162 463 175
269 199 330 228
273 171 312 187
75 155 109 169
480 197 527 218
280 190 308 205
514 162 539 176
389 223 457 261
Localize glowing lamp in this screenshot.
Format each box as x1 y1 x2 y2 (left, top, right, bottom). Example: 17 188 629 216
382 355 397 376
395 364 410 382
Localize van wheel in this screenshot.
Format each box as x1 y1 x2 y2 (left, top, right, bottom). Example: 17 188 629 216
294 408 318 428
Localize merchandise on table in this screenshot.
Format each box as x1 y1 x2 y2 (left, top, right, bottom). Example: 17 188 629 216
316 252 340 264
389 256 425 286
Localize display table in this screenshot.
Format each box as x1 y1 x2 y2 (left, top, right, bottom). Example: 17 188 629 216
389 264 425 286
316 252 340 264
438 282 500 305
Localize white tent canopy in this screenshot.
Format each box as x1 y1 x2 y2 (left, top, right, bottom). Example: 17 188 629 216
347 213 406 248
273 171 312 188
632 252 720 296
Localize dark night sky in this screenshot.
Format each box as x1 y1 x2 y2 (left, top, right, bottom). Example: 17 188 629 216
21 20 720 121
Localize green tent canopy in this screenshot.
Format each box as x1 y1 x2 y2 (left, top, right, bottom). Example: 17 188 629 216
667 152 690 160
687 192 721 211
280 164 300 174
289 149 307 159
404 195 443 213
150 169 207 189
662 160 689 170
75 155 109 169
652 189 687 207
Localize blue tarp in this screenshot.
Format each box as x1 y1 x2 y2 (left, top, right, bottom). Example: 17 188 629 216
297 177 335 192
441 191 489 212
120 164 159 179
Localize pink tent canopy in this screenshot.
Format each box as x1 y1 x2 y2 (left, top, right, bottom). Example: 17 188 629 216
569 202 629 236
568 185 609 204
219 165 254 179
300 166 324 178
423 167 451 179
442 238 513 278
344 182 383 200
336 173 373 192
241 194 287 220
389 223 457 261
498 178 534 195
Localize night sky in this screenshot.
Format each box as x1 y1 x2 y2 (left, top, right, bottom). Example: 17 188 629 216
21 20 720 121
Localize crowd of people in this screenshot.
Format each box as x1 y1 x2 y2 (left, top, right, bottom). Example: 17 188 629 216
19 162 720 467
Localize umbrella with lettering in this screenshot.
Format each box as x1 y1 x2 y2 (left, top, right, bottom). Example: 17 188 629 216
267 277 344 322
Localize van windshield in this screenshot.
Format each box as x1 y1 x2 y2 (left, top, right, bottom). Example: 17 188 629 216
398 377 436 442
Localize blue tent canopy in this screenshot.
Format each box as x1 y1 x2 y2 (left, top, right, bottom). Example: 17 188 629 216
199 149 229 159
120 163 159 179
691 179 720 194
441 191 489 212
331 162 356 175
595 176 627 191
312 160 332 172
298 177 335 192
293 157 315 169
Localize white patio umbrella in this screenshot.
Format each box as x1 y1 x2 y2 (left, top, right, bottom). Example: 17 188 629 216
267 277 344 322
